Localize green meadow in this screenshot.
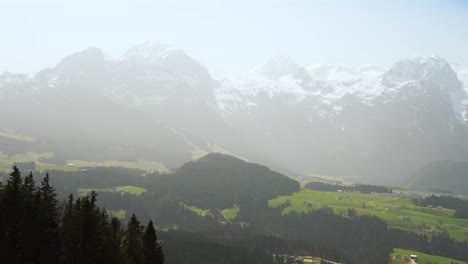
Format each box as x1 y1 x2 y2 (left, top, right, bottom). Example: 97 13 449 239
390 248 466 264
0 150 170 174
62 160 170 173
78 186 147 196
221 207 240 220
269 189 468 241
109 209 127 220
180 204 241 221
180 203 214 218
0 152 55 172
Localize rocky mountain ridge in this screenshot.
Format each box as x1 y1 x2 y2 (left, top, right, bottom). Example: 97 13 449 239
1 42 467 184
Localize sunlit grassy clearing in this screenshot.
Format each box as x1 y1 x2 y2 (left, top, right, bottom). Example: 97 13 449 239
36 162 79 172
221 207 240 220
0 131 36 142
390 248 466 264
109 209 126 220
160 225 179 232
0 150 170 173
180 203 214 218
269 190 468 241
39 159 170 173
65 160 171 173
10 152 54 162
78 186 147 196
0 152 55 172
0 152 77 173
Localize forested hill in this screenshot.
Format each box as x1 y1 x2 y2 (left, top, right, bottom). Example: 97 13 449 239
155 153 300 209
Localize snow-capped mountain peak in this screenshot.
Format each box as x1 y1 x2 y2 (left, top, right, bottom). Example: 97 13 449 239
1 45 468 184
382 56 462 90
121 42 180 63
55 47 109 72
121 42 212 81
254 56 305 79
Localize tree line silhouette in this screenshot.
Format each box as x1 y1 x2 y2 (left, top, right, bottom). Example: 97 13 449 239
0 167 164 264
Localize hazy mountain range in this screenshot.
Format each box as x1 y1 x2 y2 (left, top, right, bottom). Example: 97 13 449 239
1 42 468 185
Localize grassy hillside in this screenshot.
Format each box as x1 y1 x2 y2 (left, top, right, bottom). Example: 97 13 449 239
78 185 147 196
390 248 466 264
221 207 240 220
269 189 468 241
0 150 170 173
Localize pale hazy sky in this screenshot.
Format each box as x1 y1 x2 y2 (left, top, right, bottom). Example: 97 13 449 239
1 0 468 73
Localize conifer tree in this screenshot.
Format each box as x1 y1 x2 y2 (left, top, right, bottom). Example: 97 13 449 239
0 167 162 264
60 194 77 264
40 173 58 227
125 214 144 264
0 173 5 260
3 166 23 262
110 217 124 263
143 220 164 264
21 171 40 261
38 173 59 263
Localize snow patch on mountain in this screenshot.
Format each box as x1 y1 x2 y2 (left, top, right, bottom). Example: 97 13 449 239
214 55 468 125
449 90 468 122
458 69 468 93
1 44 467 125
121 42 180 63
255 56 304 79
382 56 461 90
215 60 388 114
215 72 314 113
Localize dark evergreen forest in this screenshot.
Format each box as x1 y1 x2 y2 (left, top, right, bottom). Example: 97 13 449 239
0 167 164 264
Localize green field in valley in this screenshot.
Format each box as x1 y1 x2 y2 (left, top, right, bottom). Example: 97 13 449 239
269 189 468 241
390 248 466 264
58 159 170 173
180 203 242 222
0 152 55 172
221 206 240 220
180 203 214 218
78 186 147 196
0 151 170 174
109 209 126 220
